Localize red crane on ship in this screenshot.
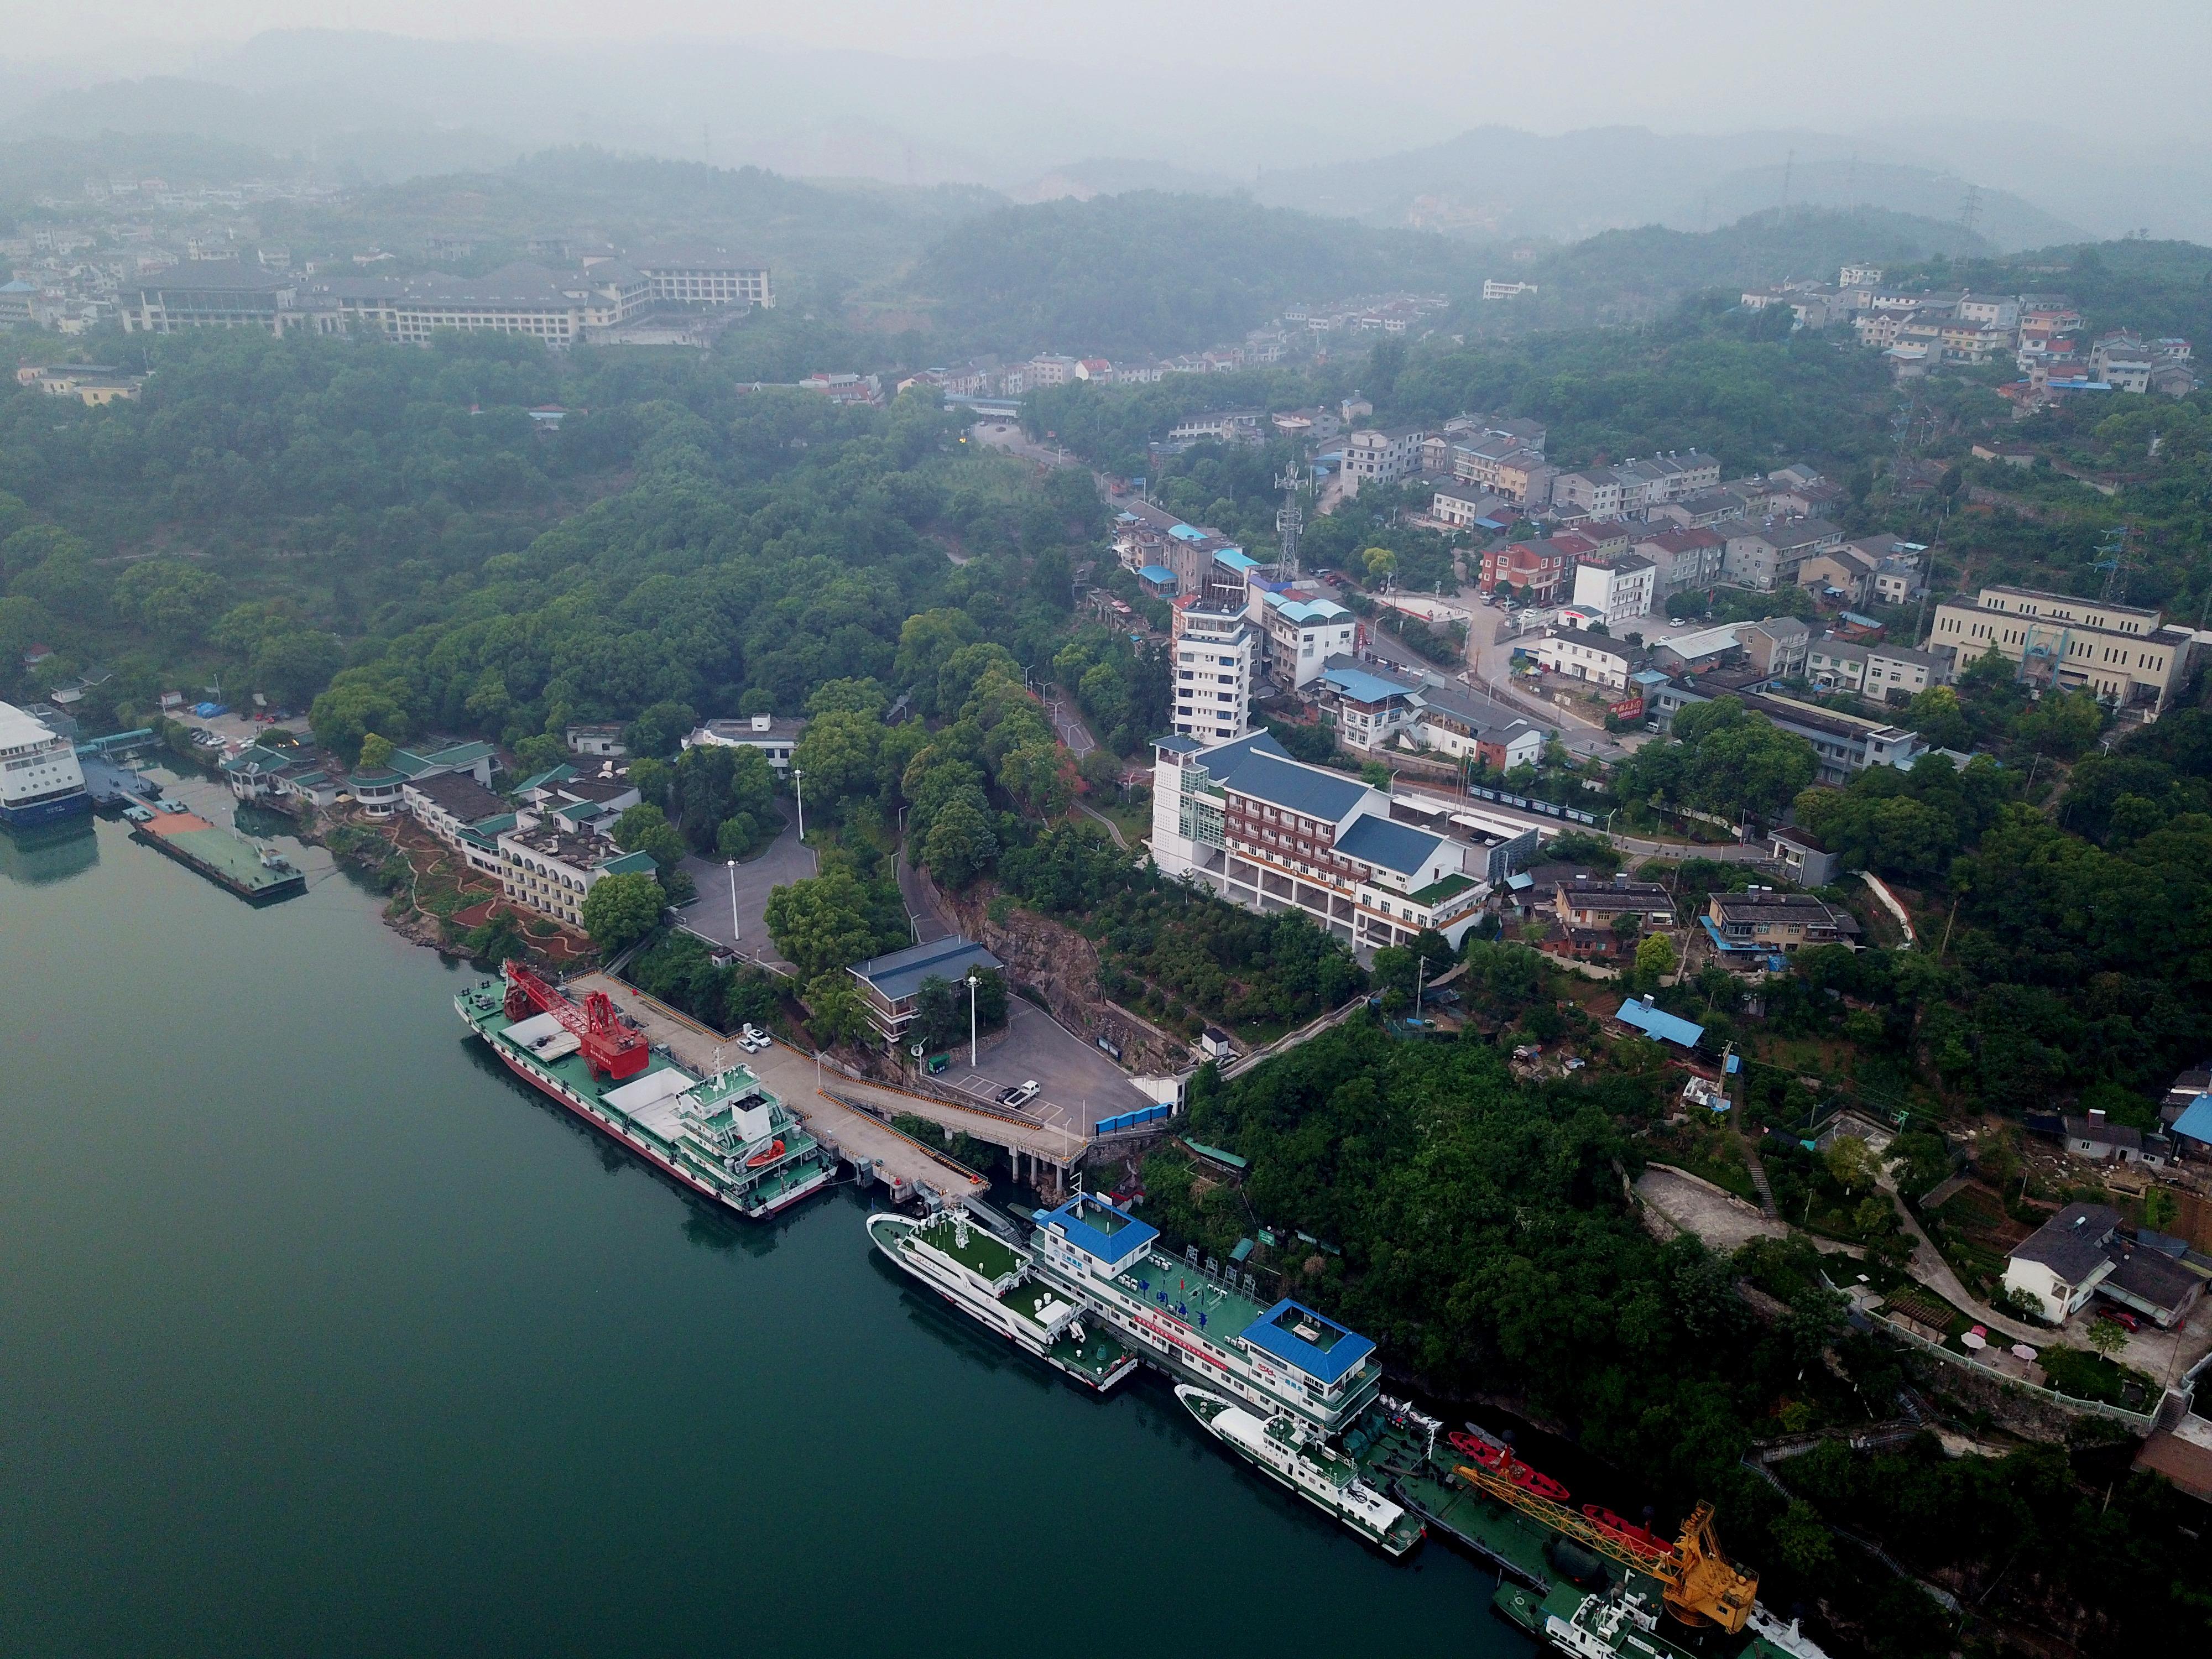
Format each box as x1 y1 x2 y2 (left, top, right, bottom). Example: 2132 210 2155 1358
502 960 650 1081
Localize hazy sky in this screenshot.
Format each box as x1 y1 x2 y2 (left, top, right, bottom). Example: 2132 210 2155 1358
17 0 2211 143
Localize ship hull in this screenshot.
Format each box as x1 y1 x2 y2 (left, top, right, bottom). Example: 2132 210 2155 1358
869 1215 1136 1393
1177 1386 1417 1557
471 1008 830 1221
1 790 93 827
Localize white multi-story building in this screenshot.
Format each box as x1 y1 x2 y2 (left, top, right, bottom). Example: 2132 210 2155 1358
627 247 773 307
684 713 807 773
1254 590 1356 691
295 262 653 347
1170 603 1259 743
494 819 660 930
1534 628 1635 691
1339 426 1426 495
1928 586 2198 714
1569 555 1657 628
1150 731 1501 952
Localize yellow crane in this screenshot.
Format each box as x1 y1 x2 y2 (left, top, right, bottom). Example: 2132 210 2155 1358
1449 1441 1759 1632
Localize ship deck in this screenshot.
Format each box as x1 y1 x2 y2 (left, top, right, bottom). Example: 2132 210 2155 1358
912 1216 1022 1282
1117 1246 1267 1343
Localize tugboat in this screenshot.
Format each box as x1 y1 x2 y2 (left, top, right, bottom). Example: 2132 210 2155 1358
1175 1383 1425 1556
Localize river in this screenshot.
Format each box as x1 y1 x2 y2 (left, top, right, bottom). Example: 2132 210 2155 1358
0 775 1532 1659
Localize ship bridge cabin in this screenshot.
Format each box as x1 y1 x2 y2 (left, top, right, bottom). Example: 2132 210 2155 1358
1031 1194 1383 1431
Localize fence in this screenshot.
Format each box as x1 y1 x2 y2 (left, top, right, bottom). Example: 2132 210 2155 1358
1874 1312 2175 1434
1095 1102 1174 1136
1460 783 1600 827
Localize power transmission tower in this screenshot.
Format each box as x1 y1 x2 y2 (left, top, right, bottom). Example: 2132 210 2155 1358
2093 524 2134 604
1958 184 1981 236
1275 467 1305 580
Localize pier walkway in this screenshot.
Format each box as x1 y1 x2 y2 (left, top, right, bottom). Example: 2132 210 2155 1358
568 973 990 1207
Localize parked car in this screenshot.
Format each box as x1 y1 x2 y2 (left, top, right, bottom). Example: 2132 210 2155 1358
1000 1080 1041 1107
2103 1307 2142 1332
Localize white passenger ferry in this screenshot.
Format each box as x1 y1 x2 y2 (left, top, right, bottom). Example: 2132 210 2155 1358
1176 1384 1423 1555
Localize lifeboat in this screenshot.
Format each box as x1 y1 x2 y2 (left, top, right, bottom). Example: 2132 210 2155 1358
1583 1505 1672 1558
744 1138 786 1168
1506 1461 1571 1504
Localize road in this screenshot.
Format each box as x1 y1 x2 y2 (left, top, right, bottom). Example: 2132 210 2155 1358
675 816 816 971
896 853 956 946
970 420 1078 469
1041 690 1096 757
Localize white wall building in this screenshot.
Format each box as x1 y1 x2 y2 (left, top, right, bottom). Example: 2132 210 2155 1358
683 713 808 773
1569 556 1657 628
1170 604 1259 743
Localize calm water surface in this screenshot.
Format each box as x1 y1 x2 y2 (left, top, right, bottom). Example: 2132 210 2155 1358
0 780 1532 1657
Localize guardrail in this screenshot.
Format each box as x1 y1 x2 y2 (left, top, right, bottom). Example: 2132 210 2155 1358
1874 1312 2169 1433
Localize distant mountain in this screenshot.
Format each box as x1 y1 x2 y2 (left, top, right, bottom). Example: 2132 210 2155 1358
1256 126 2085 253
1007 158 1238 205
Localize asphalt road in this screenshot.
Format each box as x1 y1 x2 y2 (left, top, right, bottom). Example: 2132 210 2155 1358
675 816 816 971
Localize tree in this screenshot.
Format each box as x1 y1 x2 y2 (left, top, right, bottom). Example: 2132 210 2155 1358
622 701 697 760
580 872 664 954
357 732 397 771
921 798 1000 887
2086 1318 2128 1359
612 803 691 896
803 971 875 1048
764 869 881 979
2142 1186 2178 1234
1824 1134 1881 1196
1634 933 1676 980
792 709 885 815
112 559 224 646
311 682 411 766
1768 1499 1835 1577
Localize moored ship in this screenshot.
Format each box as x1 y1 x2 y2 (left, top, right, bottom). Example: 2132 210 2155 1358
457 963 833 1220
0 701 92 827
1175 1384 1423 1556
867 1208 1139 1392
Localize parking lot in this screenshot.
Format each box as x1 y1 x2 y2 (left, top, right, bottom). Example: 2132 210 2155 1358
930 996 1152 1136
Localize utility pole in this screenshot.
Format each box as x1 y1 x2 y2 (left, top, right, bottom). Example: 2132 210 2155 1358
727 859 739 945
967 972 980 1068
792 768 806 839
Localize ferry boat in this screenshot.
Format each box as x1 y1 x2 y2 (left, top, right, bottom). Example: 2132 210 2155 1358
0 701 92 827
867 1208 1140 1392
1500 1582 1823 1659
1026 1193 1382 1434
457 963 834 1220
1175 1384 1423 1557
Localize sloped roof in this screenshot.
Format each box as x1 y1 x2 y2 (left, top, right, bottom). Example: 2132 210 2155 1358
1613 998 1704 1047
1237 1299 1375 1386
1335 813 1444 876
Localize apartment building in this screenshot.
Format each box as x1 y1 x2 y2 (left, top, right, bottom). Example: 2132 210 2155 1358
1150 731 1493 952
1478 540 1572 603
1651 487 1753 530
1339 426 1426 495
1634 526 1726 596
1928 586 2197 713
1738 616 1811 680
1167 408 1265 444
1170 601 1260 742
1430 481 1511 529
1256 590 1358 691
296 262 651 346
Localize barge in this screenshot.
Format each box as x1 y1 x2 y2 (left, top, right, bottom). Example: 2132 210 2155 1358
458 963 834 1221
129 805 305 901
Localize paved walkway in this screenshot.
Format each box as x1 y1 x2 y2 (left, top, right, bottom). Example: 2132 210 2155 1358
676 817 815 971
896 854 956 945
1074 800 1128 848
1881 1180 2047 1344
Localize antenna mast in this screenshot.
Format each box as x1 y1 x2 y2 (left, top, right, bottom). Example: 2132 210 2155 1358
1275 467 1305 580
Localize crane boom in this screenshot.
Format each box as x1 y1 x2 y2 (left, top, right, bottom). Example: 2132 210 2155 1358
502 961 650 1081
1449 1443 1757 1632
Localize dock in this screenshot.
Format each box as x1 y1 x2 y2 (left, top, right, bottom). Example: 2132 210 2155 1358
131 808 306 902
567 973 990 1208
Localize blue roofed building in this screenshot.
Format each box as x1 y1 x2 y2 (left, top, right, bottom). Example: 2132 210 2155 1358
1611 995 1705 1048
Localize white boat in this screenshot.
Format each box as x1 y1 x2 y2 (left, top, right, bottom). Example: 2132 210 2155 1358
0 702 91 827
1174 1383 1423 1556
867 1209 1140 1392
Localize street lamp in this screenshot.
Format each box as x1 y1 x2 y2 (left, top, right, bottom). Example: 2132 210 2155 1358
727 858 739 945
967 972 980 1069
792 767 806 839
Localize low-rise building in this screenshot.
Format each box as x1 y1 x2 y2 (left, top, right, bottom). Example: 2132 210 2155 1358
1555 874 1675 932
1256 591 1357 691
1478 539 1571 603
403 771 505 847
1317 658 1424 752
1928 586 2197 714
846 935 1006 1051
683 713 806 773
1406 682 1547 771
565 723 628 757
1721 518 1846 591
1430 481 1511 530
1738 617 1811 680
1533 628 1634 691
1805 638 1951 706
1704 890 1859 952
1634 526 1726 596
1767 827 1839 886
2001 1202 2203 1329
1339 426 1426 495
1569 555 1656 628
494 820 659 930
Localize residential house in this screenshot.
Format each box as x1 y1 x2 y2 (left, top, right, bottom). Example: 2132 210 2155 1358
1704 890 1859 952
565 722 628 757
1317 658 1423 752
1805 638 1952 705
1533 628 1634 691
2063 1109 2150 1166
1633 527 1726 596
1652 487 1753 530
2002 1202 2204 1329
846 935 1006 1051
1170 601 1260 743
1794 541 1881 604
1430 480 1511 530
1768 827 1839 886
1478 540 1571 603
1339 426 1426 495
1570 555 1657 628
1735 690 1926 782
1556 873 1675 932
1738 617 1811 680
1721 518 1845 591
1406 682 1548 771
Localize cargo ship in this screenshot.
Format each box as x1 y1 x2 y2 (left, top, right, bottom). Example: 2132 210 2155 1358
1026 1193 1383 1434
1175 1383 1425 1556
458 962 833 1219
867 1208 1140 1392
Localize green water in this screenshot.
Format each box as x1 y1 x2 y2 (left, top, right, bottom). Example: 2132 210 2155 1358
0 791 1532 1658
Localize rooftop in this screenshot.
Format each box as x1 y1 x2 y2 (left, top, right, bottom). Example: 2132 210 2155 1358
848 935 1005 1003
1238 1298 1377 1387
1041 1194 1159 1267
1210 746 1369 823
2010 1202 2120 1281
1613 998 1705 1048
1335 813 1446 877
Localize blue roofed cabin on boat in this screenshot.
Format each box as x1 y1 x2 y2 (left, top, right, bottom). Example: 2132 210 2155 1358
1035 1193 1159 1279
1235 1298 1376 1389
